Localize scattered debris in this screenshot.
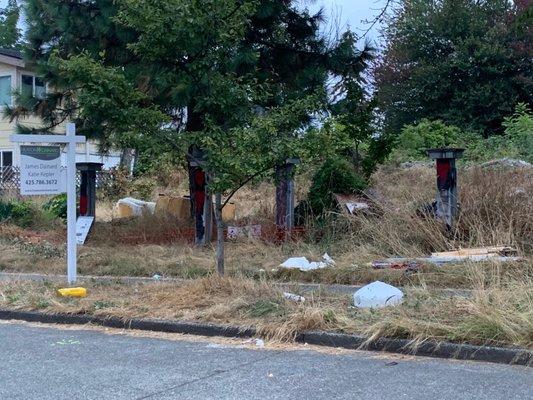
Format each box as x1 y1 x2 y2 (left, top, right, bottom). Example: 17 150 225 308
322 253 336 266
400 160 433 169
155 195 191 219
353 281 404 309
117 197 156 218
480 158 532 169
280 253 335 272
245 338 265 348
372 259 421 272
283 292 306 302
227 224 262 240
372 246 522 269
431 246 517 257
334 194 371 216
57 287 87 298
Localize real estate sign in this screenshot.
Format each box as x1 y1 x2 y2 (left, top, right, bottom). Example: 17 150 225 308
20 145 63 195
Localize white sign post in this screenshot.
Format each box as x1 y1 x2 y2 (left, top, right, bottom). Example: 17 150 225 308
11 123 86 284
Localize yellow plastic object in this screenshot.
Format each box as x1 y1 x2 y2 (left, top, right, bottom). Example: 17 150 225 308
57 287 87 298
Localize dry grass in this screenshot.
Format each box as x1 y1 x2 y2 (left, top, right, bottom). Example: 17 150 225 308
326 166 533 258
0 269 531 349
1 166 531 290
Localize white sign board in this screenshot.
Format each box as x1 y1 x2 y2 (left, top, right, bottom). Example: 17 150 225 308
11 125 86 284
20 145 64 195
76 216 94 245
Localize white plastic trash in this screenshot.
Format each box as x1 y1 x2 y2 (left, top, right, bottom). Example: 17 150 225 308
279 253 335 272
353 281 404 308
283 292 306 302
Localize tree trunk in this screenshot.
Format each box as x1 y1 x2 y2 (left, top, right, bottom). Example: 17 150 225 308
275 161 297 241
203 189 213 244
214 193 224 276
119 148 135 176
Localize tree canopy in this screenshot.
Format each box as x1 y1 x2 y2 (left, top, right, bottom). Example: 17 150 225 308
375 0 533 137
0 0 21 49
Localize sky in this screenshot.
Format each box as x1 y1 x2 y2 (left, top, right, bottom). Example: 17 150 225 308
304 0 387 44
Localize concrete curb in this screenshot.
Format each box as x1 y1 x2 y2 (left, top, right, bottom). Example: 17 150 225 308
1 309 530 367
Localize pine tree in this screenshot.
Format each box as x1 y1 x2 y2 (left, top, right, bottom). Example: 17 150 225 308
0 0 21 49
13 0 375 270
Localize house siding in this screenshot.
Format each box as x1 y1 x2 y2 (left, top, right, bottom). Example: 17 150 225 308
0 56 121 169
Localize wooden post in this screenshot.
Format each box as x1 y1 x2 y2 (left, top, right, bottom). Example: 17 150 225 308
214 193 224 276
426 148 464 229
188 146 208 246
275 158 300 240
203 190 213 244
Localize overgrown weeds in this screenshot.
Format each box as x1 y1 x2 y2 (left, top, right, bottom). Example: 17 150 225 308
1 269 531 348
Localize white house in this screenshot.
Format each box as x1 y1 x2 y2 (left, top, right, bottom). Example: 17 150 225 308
0 48 122 172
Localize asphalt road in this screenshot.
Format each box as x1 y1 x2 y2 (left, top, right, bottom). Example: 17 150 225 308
0 321 531 400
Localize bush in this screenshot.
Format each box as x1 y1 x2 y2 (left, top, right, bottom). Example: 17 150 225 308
130 177 156 201
457 105 532 164
0 200 14 221
43 194 67 220
389 119 461 162
308 158 367 215
0 199 41 228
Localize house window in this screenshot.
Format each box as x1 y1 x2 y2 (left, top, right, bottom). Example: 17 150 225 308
0 150 13 182
0 76 11 105
21 74 46 99
1 151 13 168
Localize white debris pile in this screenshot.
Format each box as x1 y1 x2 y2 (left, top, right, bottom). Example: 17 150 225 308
116 197 156 217
353 281 404 309
283 292 306 302
280 253 336 272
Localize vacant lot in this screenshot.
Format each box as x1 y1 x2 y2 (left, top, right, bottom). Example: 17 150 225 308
1 166 531 348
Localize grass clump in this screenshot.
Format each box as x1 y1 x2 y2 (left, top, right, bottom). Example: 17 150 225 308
1 265 531 349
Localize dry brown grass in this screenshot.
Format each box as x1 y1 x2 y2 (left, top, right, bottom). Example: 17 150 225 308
1 166 531 290
0 269 531 348
305 166 533 263
1 165 531 349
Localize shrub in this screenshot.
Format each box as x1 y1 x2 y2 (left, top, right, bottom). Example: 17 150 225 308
390 119 461 162
9 200 40 228
0 199 55 228
0 200 14 221
130 177 156 201
308 158 367 215
460 104 533 163
43 194 67 220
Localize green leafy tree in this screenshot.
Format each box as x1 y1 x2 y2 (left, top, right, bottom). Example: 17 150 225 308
13 0 374 273
0 0 21 49
390 119 462 162
375 0 532 138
